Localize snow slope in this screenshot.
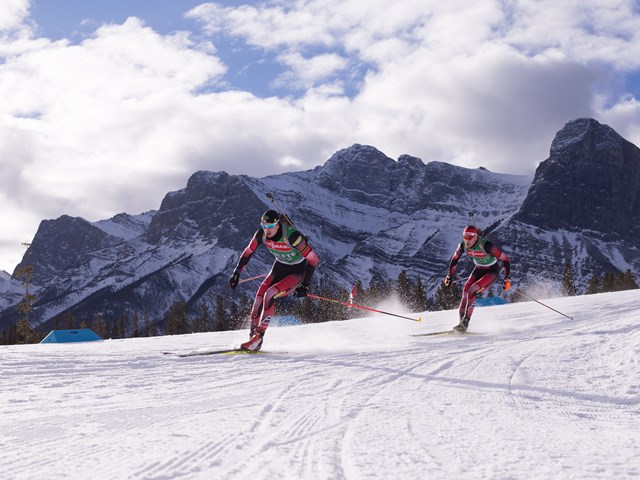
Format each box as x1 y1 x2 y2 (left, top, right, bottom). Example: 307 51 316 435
1 290 639 480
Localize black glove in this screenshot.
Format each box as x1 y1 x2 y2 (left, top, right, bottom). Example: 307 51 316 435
443 274 453 287
229 270 240 289
294 284 309 298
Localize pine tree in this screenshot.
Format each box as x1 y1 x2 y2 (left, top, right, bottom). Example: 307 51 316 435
351 280 363 302
16 318 36 344
396 271 412 310
130 311 141 337
117 311 126 338
585 274 600 295
193 303 211 333
215 295 226 331
1 323 17 345
142 311 157 337
164 300 189 335
15 265 37 342
562 262 577 296
433 282 460 311
622 269 639 290
367 276 388 306
91 313 108 339
412 276 427 312
602 272 616 292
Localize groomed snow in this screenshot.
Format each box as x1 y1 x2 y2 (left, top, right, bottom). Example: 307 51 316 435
2 290 639 479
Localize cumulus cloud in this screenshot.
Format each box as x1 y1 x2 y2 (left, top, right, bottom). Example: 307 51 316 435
0 0 30 31
1 0 640 271
273 51 348 90
0 16 227 268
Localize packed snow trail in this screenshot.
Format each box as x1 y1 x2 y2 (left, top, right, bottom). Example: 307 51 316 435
1 290 639 479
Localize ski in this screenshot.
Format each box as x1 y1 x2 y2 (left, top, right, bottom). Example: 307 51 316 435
162 349 270 357
411 330 479 337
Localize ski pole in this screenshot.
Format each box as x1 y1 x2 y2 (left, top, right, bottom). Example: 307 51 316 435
238 273 268 285
266 193 297 229
307 293 422 322
513 290 573 320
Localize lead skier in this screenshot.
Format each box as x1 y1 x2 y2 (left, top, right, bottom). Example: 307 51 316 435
229 210 319 351
443 225 511 332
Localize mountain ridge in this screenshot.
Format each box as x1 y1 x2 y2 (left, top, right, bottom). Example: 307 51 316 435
1 118 638 330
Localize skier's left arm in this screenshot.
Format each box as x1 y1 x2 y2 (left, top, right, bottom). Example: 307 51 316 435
290 231 319 287
485 240 511 283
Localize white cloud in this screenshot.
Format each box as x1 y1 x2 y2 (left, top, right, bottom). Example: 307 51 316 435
598 95 640 147
0 15 229 269
274 51 348 90
1 0 640 272
502 0 640 69
187 2 337 49
0 0 30 31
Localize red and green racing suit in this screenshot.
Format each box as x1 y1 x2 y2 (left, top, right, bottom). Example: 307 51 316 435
448 237 510 321
234 223 319 333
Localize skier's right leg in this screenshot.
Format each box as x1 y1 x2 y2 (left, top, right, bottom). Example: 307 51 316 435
455 267 499 332
454 274 475 331
242 272 303 351
248 274 274 337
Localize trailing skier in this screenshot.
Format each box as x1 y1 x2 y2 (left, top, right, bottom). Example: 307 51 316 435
443 225 511 332
229 209 319 351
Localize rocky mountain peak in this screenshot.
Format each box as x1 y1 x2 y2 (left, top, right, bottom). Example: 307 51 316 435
550 117 624 157
316 144 396 195
515 118 640 239
21 215 120 283
315 144 433 211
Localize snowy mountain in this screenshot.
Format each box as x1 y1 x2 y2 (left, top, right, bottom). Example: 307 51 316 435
499 117 640 288
1 118 638 330
1 290 639 479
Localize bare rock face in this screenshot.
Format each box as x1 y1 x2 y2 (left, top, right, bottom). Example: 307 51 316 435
515 118 640 240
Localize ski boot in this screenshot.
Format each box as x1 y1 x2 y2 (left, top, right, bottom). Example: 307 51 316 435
241 323 266 351
452 316 470 333
240 333 263 351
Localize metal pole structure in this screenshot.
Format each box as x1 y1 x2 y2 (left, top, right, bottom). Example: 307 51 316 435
238 273 268 285
308 293 422 322
513 290 574 320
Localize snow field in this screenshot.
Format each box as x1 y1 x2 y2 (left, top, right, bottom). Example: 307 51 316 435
1 290 639 479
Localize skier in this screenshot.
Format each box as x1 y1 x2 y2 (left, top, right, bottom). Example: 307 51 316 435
229 209 319 351
443 225 511 333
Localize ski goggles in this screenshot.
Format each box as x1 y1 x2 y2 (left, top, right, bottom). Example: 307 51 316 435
261 222 278 229
463 233 477 240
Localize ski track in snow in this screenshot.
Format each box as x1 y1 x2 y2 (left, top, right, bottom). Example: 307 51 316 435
1 290 640 479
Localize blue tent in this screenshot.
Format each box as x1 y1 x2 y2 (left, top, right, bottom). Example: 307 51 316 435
476 297 508 307
40 329 103 343
271 315 302 327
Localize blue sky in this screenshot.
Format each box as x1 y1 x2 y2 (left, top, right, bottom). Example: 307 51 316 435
30 1 204 38
29 0 285 97
1 0 640 272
